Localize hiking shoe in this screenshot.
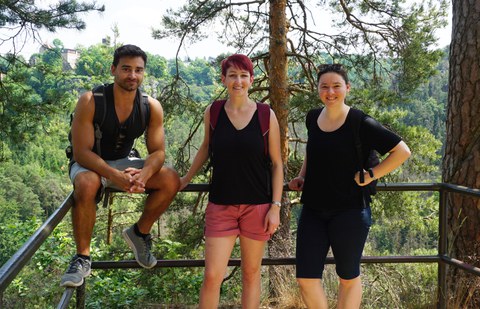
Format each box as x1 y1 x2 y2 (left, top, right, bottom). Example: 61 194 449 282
122 225 157 269
60 255 92 287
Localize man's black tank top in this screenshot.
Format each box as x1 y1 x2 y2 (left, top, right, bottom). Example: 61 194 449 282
93 84 146 160
209 106 271 205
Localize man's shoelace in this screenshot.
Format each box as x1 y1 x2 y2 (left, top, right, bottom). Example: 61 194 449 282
144 235 152 253
67 258 86 273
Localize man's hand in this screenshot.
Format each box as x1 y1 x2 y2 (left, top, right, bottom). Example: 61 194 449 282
107 169 135 192
124 167 146 193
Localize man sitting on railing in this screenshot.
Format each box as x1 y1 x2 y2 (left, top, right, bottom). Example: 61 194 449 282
60 44 180 288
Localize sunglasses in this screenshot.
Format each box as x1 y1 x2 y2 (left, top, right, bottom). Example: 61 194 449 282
317 63 345 74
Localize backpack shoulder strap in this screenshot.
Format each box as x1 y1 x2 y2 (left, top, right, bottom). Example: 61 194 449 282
138 90 150 131
92 84 108 127
206 100 227 171
349 108 366 183
92 84 108 157
209 100 227 132
256 102 271 157
209 99 227 145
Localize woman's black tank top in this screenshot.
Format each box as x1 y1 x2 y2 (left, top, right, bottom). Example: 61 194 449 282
209 107 271 204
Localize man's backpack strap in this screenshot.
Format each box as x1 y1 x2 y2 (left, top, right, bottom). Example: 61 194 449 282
256 102 270 157
92 84 108 157
137 91 150 131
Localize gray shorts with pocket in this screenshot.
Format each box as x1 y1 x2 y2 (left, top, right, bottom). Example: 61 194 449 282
69 157 144 191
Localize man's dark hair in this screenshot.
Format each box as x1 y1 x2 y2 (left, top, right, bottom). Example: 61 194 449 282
112 44 147 67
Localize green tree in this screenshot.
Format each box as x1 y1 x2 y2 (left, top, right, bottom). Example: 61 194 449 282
146 52 168 79
0 41 80 162
1 0 104 161
0 0 104 56
75 43 115 84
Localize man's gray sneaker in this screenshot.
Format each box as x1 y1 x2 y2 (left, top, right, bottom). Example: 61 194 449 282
60 255 92 287
122 225 157 269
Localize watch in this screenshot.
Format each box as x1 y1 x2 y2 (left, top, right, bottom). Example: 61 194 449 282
271 201 282 208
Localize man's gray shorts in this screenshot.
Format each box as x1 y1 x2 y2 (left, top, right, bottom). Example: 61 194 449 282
69 157 144 191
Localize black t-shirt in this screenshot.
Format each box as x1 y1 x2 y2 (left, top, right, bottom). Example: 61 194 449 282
209 106 271 204
300 107 402 210
94 84 146 160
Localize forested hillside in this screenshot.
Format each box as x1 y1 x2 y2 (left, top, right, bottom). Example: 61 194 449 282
0 41 448 307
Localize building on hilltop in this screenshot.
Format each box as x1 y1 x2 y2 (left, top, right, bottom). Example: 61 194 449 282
31 43 80 70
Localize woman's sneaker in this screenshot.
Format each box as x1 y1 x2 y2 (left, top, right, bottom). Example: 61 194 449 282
122 225 157 269
60 255 92 287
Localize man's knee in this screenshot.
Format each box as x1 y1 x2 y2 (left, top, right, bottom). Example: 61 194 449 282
157 166 181 192
74 172 102 200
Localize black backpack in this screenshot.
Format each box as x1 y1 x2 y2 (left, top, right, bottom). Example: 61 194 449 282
65 84 150 163
306 107 379 201
349 108 380 198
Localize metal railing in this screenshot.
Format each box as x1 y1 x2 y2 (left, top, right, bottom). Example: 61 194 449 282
1 183 480 308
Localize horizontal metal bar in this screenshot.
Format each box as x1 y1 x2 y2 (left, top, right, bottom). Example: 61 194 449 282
375 182 443 192
1 182 479 307
440 255 480 277
439 183 480 198
92 255 441 269
0 192 74 294
110 182 445 194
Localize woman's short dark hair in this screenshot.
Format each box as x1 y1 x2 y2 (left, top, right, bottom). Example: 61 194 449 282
112 44 147 67
221 54 254 77
317 63 349 84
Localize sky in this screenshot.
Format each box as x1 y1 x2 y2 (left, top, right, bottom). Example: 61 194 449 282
1 0 452 60
1 0 233 59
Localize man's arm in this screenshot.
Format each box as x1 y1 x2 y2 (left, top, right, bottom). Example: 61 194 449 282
71 92 132 190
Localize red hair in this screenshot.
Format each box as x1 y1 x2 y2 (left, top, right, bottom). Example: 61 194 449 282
221 54 254 77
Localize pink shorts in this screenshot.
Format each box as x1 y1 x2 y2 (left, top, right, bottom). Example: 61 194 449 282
205 202 271 241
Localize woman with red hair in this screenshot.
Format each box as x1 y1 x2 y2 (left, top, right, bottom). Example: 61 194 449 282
180 54 283 308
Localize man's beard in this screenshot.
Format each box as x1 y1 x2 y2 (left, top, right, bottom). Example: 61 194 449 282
118 79 140 92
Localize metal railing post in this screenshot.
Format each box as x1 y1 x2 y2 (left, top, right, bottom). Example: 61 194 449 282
76 282 86 309
437 186 448 309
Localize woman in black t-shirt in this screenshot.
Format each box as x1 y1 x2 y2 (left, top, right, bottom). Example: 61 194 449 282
288 64 411 309
180 54 284 308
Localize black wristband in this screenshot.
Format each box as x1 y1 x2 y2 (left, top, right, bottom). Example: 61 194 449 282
367 168 376 180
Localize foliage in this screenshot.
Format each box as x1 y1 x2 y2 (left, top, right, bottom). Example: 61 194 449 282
361 253 438 309
0 0 104 56
75 43 115 83
0 1 453 306
0 50 79 162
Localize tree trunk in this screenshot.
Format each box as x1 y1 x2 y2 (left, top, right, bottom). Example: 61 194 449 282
443 0 480 307
267 0 294 301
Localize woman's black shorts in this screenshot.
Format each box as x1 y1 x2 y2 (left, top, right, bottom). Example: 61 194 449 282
296 205 372 280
